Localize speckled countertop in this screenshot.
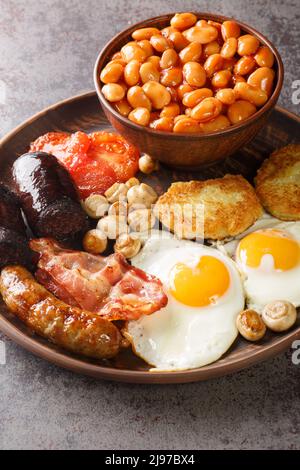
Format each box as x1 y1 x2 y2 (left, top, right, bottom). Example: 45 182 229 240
0 0 299 450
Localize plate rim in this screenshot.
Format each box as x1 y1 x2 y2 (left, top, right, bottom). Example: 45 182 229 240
0 91 300 384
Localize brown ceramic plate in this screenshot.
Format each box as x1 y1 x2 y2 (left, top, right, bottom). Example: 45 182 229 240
0 91 299 384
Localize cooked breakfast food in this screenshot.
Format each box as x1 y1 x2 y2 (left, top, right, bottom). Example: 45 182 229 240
30 238 167 321
99 13 276 133
0 185 33 270
0 119 298 373
80 177 158 257
217 216 300 312
236 309 266 341
114 233 142 259
138 153 159 174
125 234 244 371
0 266 122 359
154 175 263 240
82 229 108 254
30 131 140 198
255 144 300 220
0 4 295 377
11 152 88 241
262 300 297 332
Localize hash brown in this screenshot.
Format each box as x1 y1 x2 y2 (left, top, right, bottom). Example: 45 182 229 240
154 174 263 240
255 144 300 221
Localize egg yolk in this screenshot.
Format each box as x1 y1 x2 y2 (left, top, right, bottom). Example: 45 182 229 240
169 255 230 307
237 229 300 271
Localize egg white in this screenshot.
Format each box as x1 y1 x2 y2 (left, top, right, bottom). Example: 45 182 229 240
126 235 245 371
216 214 300 312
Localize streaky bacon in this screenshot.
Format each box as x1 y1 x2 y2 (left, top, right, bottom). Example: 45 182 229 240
29 238 168 321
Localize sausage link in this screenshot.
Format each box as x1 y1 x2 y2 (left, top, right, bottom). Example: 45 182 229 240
0 266 122 359
0 184 27 235
11 152 88 240
0 185 33 269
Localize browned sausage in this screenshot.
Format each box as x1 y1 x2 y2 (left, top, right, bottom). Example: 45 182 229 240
0 266 122 359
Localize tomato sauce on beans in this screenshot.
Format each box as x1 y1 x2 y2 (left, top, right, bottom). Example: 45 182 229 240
100 13 276 133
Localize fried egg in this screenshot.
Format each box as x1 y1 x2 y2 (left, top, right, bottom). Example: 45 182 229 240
217 214 300 312
126 234 244 371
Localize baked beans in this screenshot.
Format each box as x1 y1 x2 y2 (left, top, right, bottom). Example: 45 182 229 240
203 40 221 58
220 38 238 59
121 42 147 63
237 34 260 56
161 67 183 87
183 25 219 44
234 56 256 75
247 66 275 96
160 103 180 118
143 81 171 109
168 31 190 51
182 88 213 108
160 49 178 69
221 21 241 41
100 62 124 84
140 62 160 83
146 55 161 69
215 88 236 105
132 28 160 41
128 107 151 126
100 13 276 133
127 86 152 110
102 83 125 102
234 82 268 106
137 40 154 58
183 62 206 87
204 54 224 77
254 46 275 68
150 35 172 53
227 100 257 124
177 83 194 100
114 98 132 116
173 117 201 133
200 115 231 132
150 117 174 132
124 60 140 86
171 12 197 30
190 97 222 122
211 70 232 88
179 42 202 63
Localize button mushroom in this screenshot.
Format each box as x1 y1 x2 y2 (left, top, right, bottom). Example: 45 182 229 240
81 194 109 219
108 200 129 217
236 309 266 341
138 154 159 174
105 182 128 203
125 177 140 189
128 208 156 232
83 229 108 254
262 300 297 332
127 183 158 209
97 215 128 239
114 233 142 259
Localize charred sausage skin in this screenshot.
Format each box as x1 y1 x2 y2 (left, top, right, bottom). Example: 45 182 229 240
0 266 122 359
0 185 33 269
11 152 88 240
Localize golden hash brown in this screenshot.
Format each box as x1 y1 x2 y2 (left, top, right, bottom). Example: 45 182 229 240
255 144 300 221
154 174 263 240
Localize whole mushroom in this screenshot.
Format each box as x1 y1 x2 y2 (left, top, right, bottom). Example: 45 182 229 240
236 309 266 341
262 300 297 332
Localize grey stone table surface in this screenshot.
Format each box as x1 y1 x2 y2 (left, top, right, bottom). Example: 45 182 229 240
0 0 299 450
